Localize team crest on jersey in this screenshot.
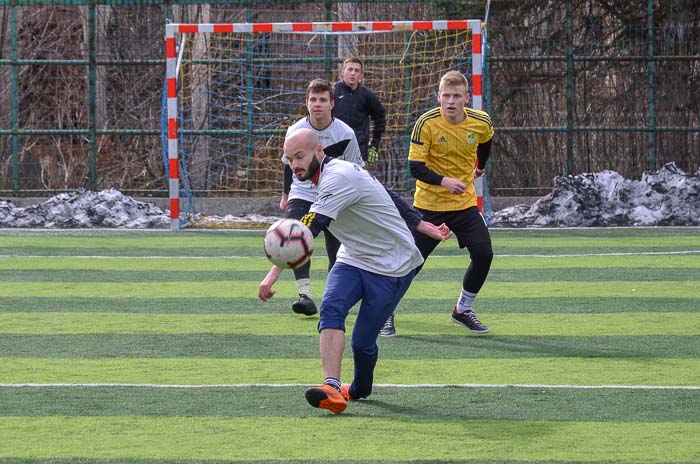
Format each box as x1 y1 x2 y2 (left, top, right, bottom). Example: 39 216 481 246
466 132 476 144
437 135 448 143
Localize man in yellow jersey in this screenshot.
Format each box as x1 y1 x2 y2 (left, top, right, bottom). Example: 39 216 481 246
380 70 494 337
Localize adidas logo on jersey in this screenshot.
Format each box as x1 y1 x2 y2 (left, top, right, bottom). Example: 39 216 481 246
437 136 448 143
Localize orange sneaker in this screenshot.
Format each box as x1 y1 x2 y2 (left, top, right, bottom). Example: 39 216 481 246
305 384 347 414
340 384 354 401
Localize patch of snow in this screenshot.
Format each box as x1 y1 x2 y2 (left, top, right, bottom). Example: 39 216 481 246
491 162 700 227
0 189 169 229
1 163 697 228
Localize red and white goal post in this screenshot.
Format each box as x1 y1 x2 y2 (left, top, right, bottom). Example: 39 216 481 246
164 19 487 230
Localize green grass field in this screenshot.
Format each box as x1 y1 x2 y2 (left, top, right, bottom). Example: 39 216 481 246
0 227 698 464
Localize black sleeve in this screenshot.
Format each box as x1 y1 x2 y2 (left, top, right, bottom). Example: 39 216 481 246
283 164 293 194
368 92 387 148
476 138 493 170
300 211 333 238
409 161 443 186
384 186 422 235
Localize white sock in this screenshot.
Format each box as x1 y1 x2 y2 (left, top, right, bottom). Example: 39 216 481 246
296 278 311 298
456 289 477 313
324 377 341 392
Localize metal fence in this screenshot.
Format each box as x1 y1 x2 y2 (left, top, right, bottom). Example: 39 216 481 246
1 0 698 200
488 0 700 195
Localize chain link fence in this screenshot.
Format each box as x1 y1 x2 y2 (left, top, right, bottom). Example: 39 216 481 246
1 0 697 201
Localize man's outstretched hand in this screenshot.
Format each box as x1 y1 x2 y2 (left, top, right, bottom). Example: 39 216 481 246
417 221 452 241
258 266 283 301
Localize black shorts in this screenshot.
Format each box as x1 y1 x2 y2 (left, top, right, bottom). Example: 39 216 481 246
414 206 492 256
284 198 313 220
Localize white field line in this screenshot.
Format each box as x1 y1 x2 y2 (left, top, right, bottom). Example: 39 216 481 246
0 383 698 390
1 250 699 259
498 250 700 258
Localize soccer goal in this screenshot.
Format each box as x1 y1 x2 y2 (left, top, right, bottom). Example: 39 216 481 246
164 20 486 230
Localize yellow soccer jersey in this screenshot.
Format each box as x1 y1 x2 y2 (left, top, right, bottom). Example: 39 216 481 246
409 107 494 211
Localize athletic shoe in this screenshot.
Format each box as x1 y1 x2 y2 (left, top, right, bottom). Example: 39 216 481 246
340 384 355 401
451 306 489 334
305 384 347 414
379 313 396 337
292 294 317 316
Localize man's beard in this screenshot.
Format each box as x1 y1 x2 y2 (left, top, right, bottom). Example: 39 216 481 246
297 156 320 182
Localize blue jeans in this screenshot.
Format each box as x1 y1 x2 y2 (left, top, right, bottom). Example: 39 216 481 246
318 262 416 398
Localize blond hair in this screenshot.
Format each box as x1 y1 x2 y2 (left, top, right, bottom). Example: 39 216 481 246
439 71 469 93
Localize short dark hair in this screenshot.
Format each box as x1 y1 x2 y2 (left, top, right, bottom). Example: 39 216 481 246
342 57 363 71
306 78 334 100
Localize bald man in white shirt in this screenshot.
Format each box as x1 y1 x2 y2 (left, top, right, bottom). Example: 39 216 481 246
259 128 450 414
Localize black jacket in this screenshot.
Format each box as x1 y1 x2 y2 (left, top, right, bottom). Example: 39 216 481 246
333 80 387 161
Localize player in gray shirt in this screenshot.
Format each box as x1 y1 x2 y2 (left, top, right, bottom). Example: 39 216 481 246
280 79 363 317
259 128 450 414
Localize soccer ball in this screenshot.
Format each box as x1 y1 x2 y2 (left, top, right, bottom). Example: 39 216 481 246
263 218 314 269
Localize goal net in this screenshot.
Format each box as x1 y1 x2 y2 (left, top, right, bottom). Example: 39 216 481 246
164 20 485 229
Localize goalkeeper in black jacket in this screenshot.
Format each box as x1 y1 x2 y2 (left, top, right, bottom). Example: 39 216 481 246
333 58 387 163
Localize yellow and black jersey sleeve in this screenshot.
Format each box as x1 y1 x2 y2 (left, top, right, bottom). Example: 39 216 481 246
410 107 441 146
466 108 494 143
300 212 315 229
300 211 332 237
